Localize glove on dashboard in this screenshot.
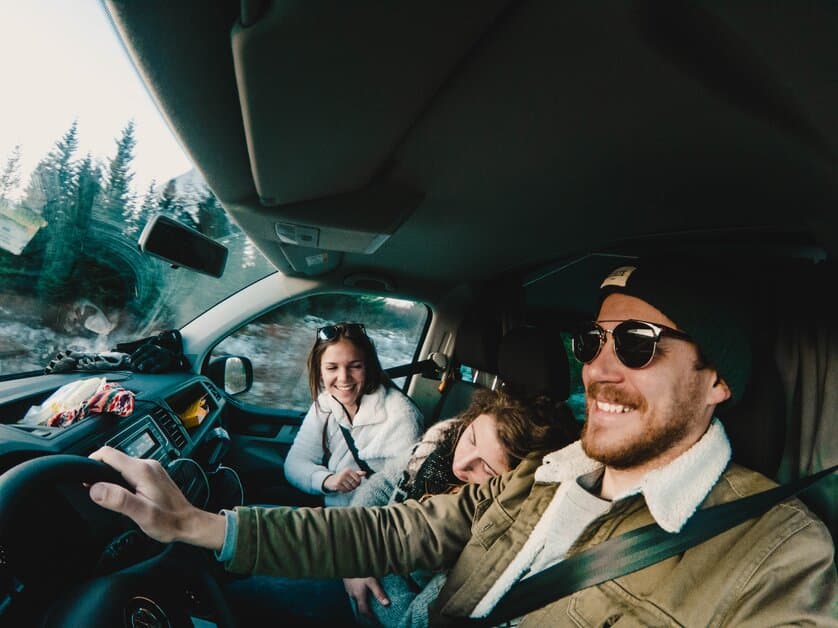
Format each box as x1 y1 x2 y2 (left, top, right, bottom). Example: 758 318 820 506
116 329 190 374
130 341 190 374
45 350 132 374
116 329 183 356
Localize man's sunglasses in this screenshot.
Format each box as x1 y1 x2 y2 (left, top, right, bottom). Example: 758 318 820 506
572 319 692 369
316 323 367 342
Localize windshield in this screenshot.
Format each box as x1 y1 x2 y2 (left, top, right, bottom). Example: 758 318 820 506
0 2 275 376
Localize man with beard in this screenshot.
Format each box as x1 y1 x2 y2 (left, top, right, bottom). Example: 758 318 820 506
89 258 836 626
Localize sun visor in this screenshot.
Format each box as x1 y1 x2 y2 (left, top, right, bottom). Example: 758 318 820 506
231 0 511 206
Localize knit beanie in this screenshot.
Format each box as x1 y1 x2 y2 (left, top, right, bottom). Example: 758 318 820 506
598 258 752 404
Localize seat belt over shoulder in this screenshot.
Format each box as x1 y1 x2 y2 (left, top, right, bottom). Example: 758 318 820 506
469 463 837 627
339 425 375 476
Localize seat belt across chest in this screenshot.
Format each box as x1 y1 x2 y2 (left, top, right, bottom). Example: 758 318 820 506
470 463 837 626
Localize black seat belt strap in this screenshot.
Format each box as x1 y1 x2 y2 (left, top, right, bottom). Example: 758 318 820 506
339 425 375 476
475 463 837 626
385 357 445 380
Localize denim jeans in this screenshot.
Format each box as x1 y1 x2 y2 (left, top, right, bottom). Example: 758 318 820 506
223 574 358 626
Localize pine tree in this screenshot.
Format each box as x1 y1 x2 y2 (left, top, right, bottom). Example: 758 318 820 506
158 178 198 229
33 122 81 303
101 119 137 224
23 121 79 219
0 144 22 202
128 179 158 235
197 187 230 239
74 153 102 242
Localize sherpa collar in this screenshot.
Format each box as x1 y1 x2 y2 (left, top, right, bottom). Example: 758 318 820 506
317 385 387 427
534 419 732 532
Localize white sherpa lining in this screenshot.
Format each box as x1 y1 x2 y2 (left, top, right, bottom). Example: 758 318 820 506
618 419 731 532
534 419 731 532
471 419 732 617
316 386 424 461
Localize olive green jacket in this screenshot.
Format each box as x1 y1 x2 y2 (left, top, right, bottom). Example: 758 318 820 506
227 457 837 626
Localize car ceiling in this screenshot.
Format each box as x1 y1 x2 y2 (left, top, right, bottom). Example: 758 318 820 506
103 0 837 298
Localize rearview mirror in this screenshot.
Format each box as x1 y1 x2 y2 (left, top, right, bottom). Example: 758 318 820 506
138 214 228 278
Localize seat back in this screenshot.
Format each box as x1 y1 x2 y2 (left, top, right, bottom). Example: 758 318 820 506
433 311 503 422
497 324 580 447
497 325 570 401
717 325 786 479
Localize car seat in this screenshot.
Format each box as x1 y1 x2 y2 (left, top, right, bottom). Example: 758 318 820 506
432 311 503 422
496 324 570 402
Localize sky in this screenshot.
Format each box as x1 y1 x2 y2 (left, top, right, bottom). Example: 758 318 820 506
0 1 194 199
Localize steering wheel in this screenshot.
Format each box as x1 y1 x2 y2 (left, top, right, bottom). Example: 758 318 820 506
0 455 235 628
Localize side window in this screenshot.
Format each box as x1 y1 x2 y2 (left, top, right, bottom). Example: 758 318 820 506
561 332 586 422
210 294 429 411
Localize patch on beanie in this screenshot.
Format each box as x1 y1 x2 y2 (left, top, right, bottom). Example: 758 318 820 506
600 266 637 289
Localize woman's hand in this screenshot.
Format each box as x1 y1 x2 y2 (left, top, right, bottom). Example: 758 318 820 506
343 577 390 618
323 468 366 493
88 446 226 550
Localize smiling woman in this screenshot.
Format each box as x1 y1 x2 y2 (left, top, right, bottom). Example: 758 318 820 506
283 322 424 506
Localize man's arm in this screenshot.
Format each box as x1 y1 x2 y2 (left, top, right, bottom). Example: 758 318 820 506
226 482 489 578
89 445 505 580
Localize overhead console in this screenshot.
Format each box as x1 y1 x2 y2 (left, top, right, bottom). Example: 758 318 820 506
226 181 424 276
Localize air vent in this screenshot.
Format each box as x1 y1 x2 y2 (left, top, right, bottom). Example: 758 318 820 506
151 407 188 452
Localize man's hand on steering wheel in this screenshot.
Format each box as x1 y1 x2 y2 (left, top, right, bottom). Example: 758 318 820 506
88 446 225 551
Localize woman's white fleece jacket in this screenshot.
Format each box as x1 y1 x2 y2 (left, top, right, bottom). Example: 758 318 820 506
284 385 424 506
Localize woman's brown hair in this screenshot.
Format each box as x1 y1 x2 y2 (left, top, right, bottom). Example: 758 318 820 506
397 389 578 501
306 322 387 402
464 388 578 468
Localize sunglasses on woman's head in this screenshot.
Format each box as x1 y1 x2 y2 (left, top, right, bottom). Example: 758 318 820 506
316 323 367 342
572 319 693 369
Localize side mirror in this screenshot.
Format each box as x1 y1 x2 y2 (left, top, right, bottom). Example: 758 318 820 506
138 213 228 278
207 356 254 395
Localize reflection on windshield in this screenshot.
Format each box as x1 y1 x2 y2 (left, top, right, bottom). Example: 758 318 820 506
0 125 273 374
0 10 274 376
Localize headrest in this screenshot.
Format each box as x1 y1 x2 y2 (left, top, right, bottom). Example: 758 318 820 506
453 312 502 373
497 325 570 401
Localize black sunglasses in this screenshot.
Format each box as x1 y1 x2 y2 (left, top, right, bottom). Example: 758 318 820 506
572 319 693 369
316 323 367 342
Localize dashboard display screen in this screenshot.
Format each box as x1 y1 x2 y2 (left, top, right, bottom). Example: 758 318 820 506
122 430 158 458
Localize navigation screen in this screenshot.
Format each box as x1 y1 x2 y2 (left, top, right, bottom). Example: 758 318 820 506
123 430 157 458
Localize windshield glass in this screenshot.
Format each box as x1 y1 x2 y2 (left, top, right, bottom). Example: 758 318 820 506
0 2 275 376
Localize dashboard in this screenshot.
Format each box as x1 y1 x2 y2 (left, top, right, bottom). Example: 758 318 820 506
0 371 231 505
0 370 239 625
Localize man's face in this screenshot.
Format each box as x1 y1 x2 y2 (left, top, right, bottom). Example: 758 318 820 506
580 293 724 471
